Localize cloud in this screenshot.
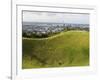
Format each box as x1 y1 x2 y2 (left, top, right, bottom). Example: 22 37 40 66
23 11 89 24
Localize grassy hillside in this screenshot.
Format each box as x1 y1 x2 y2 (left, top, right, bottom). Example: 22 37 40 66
22 31 89 69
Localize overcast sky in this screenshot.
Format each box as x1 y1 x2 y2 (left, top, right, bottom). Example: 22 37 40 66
23 11 89 24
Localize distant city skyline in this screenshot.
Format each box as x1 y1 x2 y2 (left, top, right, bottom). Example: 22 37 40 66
23 11 89 24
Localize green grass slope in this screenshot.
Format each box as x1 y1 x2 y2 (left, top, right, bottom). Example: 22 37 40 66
22 31 89 69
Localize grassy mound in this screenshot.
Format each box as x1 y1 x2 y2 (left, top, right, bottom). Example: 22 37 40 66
22 31 89 69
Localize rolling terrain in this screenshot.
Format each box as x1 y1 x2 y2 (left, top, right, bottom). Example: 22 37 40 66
22 31 89 69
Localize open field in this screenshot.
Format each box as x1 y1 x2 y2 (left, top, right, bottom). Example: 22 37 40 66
22 31 89 69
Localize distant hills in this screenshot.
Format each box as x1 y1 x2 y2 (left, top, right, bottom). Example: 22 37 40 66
23 22 89 28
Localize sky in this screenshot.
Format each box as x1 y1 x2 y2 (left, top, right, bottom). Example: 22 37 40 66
23 11 89 24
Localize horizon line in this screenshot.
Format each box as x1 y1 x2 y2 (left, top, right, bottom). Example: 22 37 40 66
22 21 89 25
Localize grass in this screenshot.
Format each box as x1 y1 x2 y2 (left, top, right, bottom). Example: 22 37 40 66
22 31 89 69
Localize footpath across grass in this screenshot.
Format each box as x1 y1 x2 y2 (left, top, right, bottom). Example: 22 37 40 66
22 31 89 69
